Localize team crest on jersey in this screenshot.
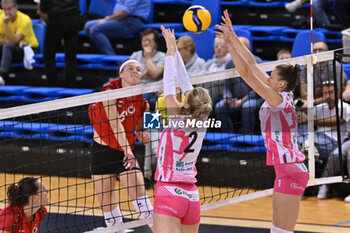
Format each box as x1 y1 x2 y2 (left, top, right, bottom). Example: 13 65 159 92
143 111 161 129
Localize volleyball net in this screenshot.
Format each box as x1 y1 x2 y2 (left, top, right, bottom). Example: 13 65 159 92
0 50 348 233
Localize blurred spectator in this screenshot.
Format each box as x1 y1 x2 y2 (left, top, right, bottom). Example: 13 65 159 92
130 28 165 111
276 49 301 97
131 28 166 189
300 40 349 105
215 37 263 134
0 0 38 85
205 37 231 73
84 0 151 55
33 0 47 23
297 81 350 160
317 137 350 201
286 0 348 28
200 36 231 109
177 35 206 76
276 48 292 60
40 0 80 87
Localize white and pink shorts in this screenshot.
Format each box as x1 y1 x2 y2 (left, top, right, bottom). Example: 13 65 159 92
273 162 309 196
154 181 200 225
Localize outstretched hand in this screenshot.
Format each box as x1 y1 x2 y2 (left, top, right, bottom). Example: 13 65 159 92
161 25 177 55
215 10 235 44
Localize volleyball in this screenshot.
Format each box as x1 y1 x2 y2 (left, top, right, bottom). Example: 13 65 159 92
182 5 211 33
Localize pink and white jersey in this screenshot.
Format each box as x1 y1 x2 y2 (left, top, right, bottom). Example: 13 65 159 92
259 92 305 165
155 117 206 184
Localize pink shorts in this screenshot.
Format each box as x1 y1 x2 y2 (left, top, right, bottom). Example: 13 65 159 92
154 181 200 225
273 162 309 196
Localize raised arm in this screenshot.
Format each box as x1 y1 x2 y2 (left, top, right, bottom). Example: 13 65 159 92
161 26 183 117
216 10 283 106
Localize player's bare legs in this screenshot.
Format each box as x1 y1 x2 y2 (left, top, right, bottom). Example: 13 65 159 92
92 174 118 212
272 192 301 231
181 222 200 233
119 170 147 200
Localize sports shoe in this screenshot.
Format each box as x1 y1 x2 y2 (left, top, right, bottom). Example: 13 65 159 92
285 0 303 13
0 75 4 86
345 194 350 203
317 185 328 199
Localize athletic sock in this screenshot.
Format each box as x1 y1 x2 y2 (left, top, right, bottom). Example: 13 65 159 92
271 225 293 233
104 206 123 228
132 195 154 227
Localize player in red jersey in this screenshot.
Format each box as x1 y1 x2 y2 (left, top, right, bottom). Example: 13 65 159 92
89 59 154 231
0 177 49 233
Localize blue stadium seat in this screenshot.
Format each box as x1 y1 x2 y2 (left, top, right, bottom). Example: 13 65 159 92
56 88 95 97
78 63 118 70
343 64 350 80
0 121 20 131
88 0 116 17
192 0 221 28
22 87 66 97
248 0 285 7
229 134 264 146
248 26 287 42
204 132 240 144
221 1 249 7
315 28 342 44
142 0 184 31
99 55 130 64
79 0 87 15
280 28 305 43
0 86 30 101
189 28 216 61
154 0 192 4
292 30 325 57
32 22 45 53
0 85 30 95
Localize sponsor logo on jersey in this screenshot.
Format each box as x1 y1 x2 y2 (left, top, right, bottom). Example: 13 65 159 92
166 186 199 201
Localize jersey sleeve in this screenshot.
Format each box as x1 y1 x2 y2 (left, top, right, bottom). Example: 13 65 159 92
267 92 290 112
102 79 118 91
38 207 47 220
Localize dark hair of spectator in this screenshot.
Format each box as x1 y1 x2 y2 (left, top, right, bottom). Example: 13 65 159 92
141 28 159 44
7 177 39 207
276 64 301 92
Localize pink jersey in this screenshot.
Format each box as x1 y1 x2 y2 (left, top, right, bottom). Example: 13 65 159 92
155 117 206 184
259 92 305 165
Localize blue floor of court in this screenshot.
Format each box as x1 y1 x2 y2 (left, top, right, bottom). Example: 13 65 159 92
39 213 316 233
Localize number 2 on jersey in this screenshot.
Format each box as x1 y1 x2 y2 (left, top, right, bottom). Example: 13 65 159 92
184 131 198 153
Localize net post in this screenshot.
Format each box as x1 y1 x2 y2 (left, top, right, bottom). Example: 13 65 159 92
306 54 315 182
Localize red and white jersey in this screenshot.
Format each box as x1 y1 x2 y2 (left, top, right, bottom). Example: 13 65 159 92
89 79 147 151
155 117 206 184
259 92 305 165
0 205 47 233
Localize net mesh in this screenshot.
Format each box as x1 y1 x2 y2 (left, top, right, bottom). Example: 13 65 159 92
0 51 347 233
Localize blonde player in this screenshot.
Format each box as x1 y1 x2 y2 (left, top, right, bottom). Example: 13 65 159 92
216 10 309 233
153 26 212 233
